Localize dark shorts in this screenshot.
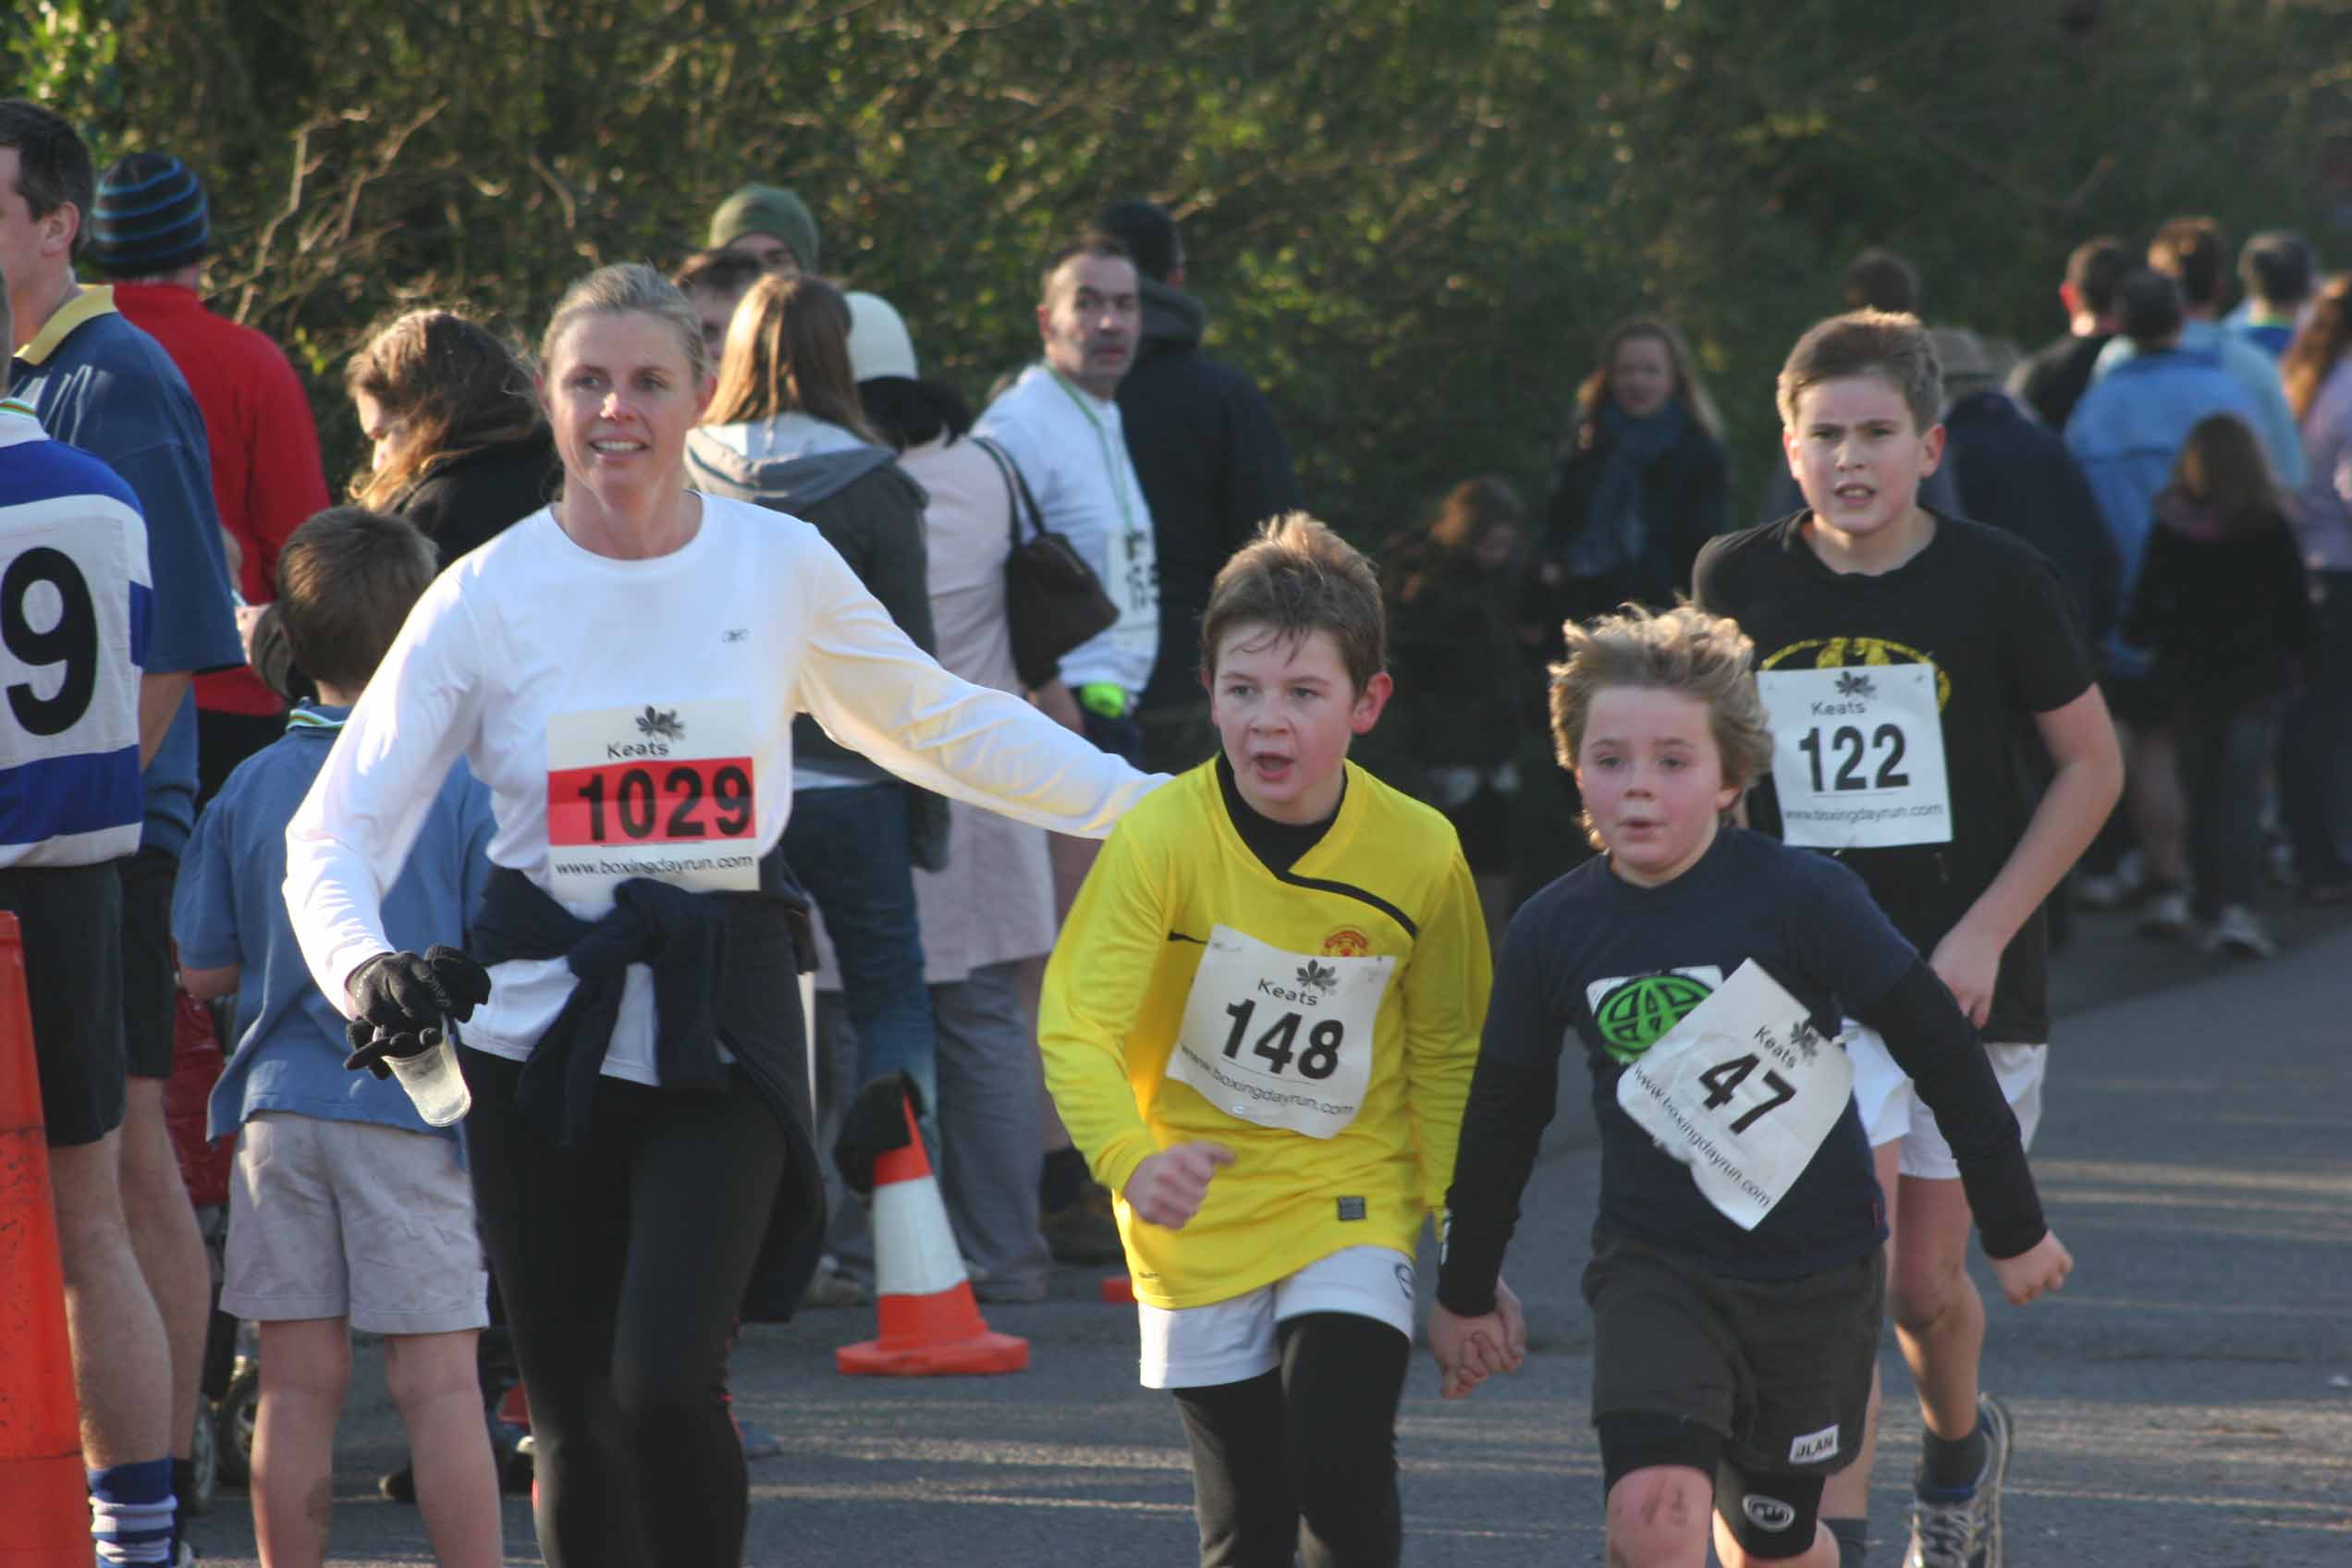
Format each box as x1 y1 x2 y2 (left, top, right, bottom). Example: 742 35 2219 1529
1583 1232 1883 1481
118 845 179 1080
0 861 128 1147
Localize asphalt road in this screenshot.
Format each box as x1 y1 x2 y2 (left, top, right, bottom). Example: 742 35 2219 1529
177 895 2352 1566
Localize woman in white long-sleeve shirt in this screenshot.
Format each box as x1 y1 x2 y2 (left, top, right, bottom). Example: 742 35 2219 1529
283 263 1159 1568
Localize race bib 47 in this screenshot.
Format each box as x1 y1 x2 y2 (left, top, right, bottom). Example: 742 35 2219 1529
1614 959 1852 1230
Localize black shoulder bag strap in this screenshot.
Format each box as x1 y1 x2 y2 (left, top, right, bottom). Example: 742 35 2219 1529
972 435 1046 549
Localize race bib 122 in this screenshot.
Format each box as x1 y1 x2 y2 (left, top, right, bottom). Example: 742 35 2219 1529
1758 663 1952 850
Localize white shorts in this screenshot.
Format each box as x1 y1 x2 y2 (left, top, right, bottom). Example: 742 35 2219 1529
222 1113 488 1336
1136 1244 1416 1390
1845 1024 2047 1181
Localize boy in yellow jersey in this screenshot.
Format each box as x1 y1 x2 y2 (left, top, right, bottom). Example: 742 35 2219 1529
1040 512 1511 1567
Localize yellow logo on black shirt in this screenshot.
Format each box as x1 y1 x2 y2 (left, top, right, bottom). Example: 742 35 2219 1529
1760 636 1951 711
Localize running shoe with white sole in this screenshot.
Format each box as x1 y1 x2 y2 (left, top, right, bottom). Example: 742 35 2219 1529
2136 887 2192 939
2202 903 2278 959
1903 1392 2012 1568
2072 850 2146 911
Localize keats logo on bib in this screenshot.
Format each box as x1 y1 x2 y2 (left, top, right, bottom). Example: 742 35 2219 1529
1321 925 1372 958
1257 959 1338 1007
1586 967 1724 1064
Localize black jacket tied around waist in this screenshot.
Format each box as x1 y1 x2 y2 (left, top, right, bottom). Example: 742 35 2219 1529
470 847 825 1320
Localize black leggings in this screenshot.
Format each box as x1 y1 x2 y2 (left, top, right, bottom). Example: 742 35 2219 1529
459 1047 788 1568
1170 1311 1411 1568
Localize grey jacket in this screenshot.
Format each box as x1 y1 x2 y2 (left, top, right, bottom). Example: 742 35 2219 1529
686 416 936 785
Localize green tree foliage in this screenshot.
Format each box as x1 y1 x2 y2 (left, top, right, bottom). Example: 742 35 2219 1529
10 0 2347 521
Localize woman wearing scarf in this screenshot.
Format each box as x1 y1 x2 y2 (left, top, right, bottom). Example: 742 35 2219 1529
1523 318 1728 660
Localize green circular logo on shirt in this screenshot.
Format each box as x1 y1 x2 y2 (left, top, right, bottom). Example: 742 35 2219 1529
1595 973 1715 1063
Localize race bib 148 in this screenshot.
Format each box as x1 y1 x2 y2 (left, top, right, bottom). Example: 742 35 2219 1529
1166 924 1395 1141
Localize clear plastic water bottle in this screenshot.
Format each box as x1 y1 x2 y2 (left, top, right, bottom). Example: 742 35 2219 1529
388 1027 472 1126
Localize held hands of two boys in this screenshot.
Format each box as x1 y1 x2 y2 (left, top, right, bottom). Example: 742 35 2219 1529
1427 1278 1527 1401
1123 1141 1237 1230
343 946 492 1078
1991 1230 2074 1305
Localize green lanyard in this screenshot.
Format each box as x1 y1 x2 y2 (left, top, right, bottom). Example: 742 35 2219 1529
1046 366 1136 534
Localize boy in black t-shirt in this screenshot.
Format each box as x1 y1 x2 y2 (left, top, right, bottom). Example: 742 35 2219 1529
1431 604 2070 1568
1693 312 2122 1568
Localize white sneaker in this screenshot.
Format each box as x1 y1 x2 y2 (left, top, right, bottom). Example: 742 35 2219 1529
1903 1392 2013 1568
2137 888 2192 938
800 1255 871 1308
2074 851 2147 911
2202 904 2278 959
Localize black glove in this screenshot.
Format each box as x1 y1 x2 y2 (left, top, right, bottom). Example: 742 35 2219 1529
832 1071 925 1196
344 1016 442 1080
343 946 492 1078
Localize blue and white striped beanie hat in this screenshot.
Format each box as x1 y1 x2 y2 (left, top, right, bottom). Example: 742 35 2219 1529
92 153 212 278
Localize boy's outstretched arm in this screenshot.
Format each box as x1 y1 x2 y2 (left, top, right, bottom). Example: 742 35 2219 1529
1429 910 1560 1386
1934 672 2122 1025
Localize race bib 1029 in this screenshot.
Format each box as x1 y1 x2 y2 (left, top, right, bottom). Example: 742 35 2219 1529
545 701 760 903
1614 959 1852 1231
1758 663 1952 850
1166 924 1396 1140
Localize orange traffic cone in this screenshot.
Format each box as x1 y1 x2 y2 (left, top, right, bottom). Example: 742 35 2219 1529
0 913 91 1560
836 1093 1028 1376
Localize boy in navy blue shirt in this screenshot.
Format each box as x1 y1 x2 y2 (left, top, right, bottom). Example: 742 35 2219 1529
171 507 501 1567
1430 605 2070 1568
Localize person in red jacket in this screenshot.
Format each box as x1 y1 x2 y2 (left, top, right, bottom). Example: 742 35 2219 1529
92 152 332 801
